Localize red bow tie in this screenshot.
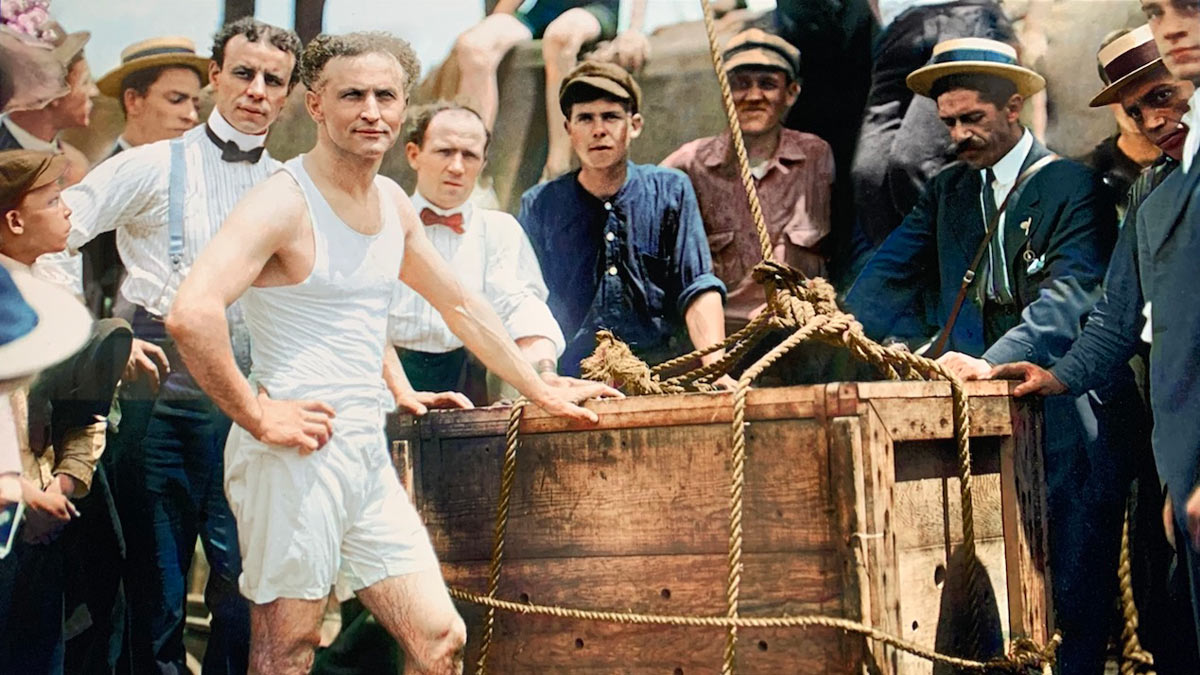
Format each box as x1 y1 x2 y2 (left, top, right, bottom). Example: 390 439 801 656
419 207 465 234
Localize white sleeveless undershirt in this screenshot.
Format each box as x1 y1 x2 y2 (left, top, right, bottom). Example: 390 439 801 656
240 155 405 419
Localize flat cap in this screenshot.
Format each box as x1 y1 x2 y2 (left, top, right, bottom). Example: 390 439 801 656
0 149 68 210
723 28 799 80
559 60 642 114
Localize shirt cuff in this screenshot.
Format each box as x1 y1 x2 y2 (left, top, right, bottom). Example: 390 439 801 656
981 336 1039 368
677 273 726 316
502 299 567 357
1047 360 1086 397
52 421 106 497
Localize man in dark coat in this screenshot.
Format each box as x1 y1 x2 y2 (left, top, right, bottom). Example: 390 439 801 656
845 38 1127 673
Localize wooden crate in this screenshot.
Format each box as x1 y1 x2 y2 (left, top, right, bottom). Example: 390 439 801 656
386 380 1050 674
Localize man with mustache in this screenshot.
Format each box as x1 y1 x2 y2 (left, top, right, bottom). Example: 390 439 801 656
518 61 731 380
33 17 303 674
166 32 619 673
844 37 1124 672
663 29 835 384
990 23 1199 673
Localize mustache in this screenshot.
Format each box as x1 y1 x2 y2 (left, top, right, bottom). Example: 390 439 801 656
946 137 983 158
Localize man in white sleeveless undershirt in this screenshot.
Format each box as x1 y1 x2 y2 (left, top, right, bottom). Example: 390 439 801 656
166 32 620 675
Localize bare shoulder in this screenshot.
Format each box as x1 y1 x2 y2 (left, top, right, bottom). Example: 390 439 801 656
376 175 419 231
231 170 307 227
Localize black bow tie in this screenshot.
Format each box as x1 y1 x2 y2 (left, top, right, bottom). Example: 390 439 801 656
205 125 265 164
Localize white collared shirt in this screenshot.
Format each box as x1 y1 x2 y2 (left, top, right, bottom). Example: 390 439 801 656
980 128 1033 300
388 191 565 356
1183 88 1200 173
0 115 59 153
34 109 277 315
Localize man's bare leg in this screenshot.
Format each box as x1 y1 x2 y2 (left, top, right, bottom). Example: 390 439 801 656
540 9 602 181
248 597 326 675
357 569 467 675
453 13 534 129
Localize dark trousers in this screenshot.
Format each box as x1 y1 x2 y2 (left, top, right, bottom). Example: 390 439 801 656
0 537 66 674
398 347 468 394
114 309 250 675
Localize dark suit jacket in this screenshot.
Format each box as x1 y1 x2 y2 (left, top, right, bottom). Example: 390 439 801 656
845 135 1117 367
1136 163 1200 514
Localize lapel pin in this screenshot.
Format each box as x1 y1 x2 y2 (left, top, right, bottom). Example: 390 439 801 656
1019 217 1032 236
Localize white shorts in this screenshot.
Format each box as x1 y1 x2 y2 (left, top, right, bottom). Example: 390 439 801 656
224 414 439 604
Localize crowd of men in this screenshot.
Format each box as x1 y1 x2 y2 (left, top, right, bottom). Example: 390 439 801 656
3 0 1200 673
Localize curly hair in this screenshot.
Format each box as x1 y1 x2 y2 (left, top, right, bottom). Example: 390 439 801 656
212 18 302 88
299 32 421 100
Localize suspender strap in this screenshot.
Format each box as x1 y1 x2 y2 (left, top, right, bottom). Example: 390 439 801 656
168 137 186 272
927 153 1059 359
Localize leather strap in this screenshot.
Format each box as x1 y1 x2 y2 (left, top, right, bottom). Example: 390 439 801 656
927 153 1060 359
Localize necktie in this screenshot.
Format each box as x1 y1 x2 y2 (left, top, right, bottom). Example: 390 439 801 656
983 168 1013 304
419 207 465 235
204 125 265 164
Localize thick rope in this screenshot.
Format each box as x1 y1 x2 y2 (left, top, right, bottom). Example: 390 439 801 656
449 587 1059 674
474 400 526 675
1118 507 1155 675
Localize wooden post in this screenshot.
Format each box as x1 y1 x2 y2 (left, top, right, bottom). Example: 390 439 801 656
997 396 1053 644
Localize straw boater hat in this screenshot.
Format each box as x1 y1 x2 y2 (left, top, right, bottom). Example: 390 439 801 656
0 151 91 381
97 36 210 98
1090 25 1165 107
906 37 1045 99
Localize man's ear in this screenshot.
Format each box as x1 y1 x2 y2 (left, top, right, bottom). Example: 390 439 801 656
405 141 421 169
208 60 221 87
304 89 323 123
3 209 23 236
123 89 141 117
629 112 644 139
785 81 801 109
1005 93 1025 123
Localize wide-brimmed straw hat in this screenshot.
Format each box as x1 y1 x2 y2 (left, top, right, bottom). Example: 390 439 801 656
1090 25 1165 107
97 36 209 98
907 37 1045 99
0 264 91 382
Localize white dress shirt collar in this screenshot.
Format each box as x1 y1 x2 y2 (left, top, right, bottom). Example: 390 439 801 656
1183 89 1200 173
410 190 474 229
1 116 59 153
986 128 1033 187
206 108 267 152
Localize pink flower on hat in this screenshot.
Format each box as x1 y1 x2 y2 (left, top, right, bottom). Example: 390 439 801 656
0 0 55 42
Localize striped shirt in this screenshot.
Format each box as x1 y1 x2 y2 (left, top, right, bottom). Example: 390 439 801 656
388 192 564 355
36 109 278 317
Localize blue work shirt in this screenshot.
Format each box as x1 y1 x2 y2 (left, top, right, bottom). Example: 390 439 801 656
518 162 726 375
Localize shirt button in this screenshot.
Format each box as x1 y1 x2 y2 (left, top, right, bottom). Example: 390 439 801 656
604 201 613 211
607 266 618 276
605 231 615 242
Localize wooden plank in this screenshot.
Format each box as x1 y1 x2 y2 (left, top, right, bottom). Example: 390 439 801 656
443 552 852 674
998 398 1053 645
417 420 836 561
860 404 901 673
866 396 1012 441
389 439 413 495
893 474 1005 550
856 380 1013 400
393 385 828 439
826 415 870 671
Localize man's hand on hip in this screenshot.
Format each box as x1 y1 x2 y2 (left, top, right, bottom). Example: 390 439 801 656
988 361 1068 397
530 379 623 423
251 390 336 454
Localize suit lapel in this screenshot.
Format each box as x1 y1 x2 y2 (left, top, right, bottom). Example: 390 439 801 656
950 167 985 261
1153 163 1200 256
1001 138 1052 269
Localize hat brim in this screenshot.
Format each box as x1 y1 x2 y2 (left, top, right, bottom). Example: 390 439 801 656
28 154 69 193
562 75 634 108
52 32 89 66
1089 60 1167 107
724 52 795 79
906 61 1046 98
97 53 211 98
0 269 91 381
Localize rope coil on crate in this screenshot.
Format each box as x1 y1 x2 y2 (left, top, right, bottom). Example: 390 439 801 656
451 0 1066 672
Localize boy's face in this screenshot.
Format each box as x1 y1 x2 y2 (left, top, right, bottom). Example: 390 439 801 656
564 98 642 172
4 180 72 259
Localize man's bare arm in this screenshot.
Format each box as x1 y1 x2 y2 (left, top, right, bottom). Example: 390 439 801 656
166 175 334 451
491 0 524 15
